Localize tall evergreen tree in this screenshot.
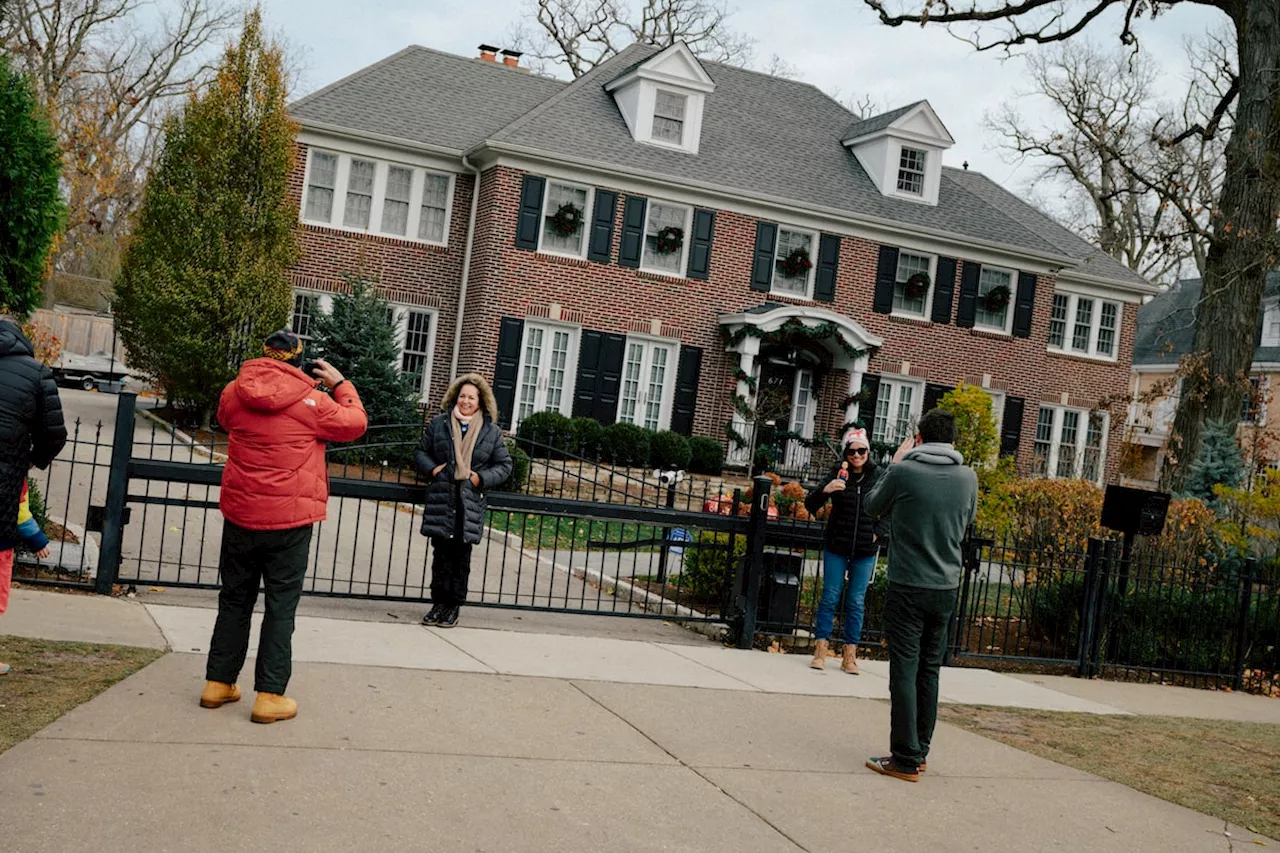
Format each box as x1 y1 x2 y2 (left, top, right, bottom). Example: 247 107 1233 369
0 54 64 316
310 277 422 461
1180 419 1245 506
113 7 298 424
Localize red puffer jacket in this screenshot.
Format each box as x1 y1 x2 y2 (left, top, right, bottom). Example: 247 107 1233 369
217 359 368 531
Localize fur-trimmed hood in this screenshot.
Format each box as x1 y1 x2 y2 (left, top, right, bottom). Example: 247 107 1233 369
441 373 499 422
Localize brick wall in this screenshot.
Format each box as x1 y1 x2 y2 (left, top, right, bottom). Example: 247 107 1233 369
290 152 1137 482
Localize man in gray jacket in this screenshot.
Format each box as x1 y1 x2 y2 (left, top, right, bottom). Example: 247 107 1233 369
862 408 977 782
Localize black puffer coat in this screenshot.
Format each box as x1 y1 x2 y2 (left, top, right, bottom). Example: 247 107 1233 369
414 375 513 545
0 320 67 545
804 462 884 559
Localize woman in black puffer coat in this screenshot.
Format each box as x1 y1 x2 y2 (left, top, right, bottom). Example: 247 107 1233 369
803 427 883 674
414 373 512 628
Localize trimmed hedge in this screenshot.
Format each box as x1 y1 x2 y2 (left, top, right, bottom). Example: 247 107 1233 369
571 417 605 459
602 422 650 467
688 436 725 475
516 413 726 473
500 438 530 493
650 430 692 470
516 411 572 457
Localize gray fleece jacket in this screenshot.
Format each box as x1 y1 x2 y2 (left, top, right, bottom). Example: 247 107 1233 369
862 443 978 590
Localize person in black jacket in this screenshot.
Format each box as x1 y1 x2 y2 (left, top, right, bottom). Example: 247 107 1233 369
804 427 881 674
0 316 68 673
414 373 512 628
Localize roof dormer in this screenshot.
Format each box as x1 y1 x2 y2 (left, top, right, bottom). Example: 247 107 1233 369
841 100 954 206
604 42 715 155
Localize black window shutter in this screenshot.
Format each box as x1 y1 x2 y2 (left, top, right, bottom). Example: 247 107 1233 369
814 234 840 303
594 333 626 424
873 246 898 314
750 222 778 292
573 330 627 424
956 262 981 328
618 196 647 268
1000 396 1025 458
670 346 703 436
858 373 881 437
515 176 545 251
493 317 524 428
923 382 953 414
687 209 715 280
587 190 618 263
931 257 958 324
1013 272 1037 338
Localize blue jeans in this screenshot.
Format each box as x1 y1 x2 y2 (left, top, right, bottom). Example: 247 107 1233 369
814 551 877 644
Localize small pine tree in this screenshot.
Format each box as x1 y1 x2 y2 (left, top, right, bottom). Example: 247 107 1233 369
310 277 422 462
113 7 298 425
1180 419 1244 505
938 383 1000 468
0 55 65 315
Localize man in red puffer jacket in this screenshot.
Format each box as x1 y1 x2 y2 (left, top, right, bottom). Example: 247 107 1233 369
201 329 367 724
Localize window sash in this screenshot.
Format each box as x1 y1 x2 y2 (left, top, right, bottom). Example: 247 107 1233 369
897 148 926 194
872 380 919 444
974 267 1013 331
380 166 413 236
1071 298 1094 352
399 310 432 395
653 91 686 145
771 228 814 296
1036 404 1107 482
343 159 376 229
419 174 450 243
305 152 337 222
892 251 932 316
618 339 675 430
641 202 689 274
1049 292 1121 358
540 182 590 256
1048 293 1069 348
1097 302 1118 356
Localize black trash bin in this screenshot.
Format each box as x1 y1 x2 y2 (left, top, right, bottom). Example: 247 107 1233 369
756 548 804 629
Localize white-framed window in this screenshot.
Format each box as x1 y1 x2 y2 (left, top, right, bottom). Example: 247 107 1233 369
652 90 687 146
1048 292 1122 360
872 378 923 445
640 201 691 276
301 148 454 245
897 147 927 195
539 181 592 258
304 152 337 222
1264 301 1280 347
1032 405 1108 484
771 227 816 298
419 174 450 243
974 266 1015 334
290 292 323 350
892 251 935 318
983 388 1005 443
392 307 437 401
514 322 580 429
617 337 678 431
1242 376 1266 425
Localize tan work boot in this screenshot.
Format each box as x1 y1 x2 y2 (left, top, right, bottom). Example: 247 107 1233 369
250 692 298 724
199 680 241 708
810 639 829 670
841 644 860 675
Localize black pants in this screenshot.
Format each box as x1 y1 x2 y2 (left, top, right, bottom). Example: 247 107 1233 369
884 582 956 770
430 536 472 607
206 521 311 694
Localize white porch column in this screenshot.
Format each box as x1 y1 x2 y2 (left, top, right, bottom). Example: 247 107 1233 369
844 367 864 431
728 336 760 466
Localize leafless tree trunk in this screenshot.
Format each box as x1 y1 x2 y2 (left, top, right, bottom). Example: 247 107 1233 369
861 0 1280 492
1 0 237 278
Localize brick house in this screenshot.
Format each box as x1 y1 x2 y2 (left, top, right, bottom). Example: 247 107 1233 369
285 41 1155 482
1126 272 1280 485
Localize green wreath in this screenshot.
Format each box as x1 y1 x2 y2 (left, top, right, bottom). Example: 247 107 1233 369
550 202 584 237
781 245 812 278
654 225 684 255
904 272 930 300
983 284 1012 312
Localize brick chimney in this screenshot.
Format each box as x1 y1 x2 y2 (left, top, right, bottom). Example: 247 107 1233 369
478 44 499 62
501 49 522 68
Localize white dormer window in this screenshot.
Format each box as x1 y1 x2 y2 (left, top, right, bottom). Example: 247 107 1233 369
842 101 953 206
605 42 715 155
897 148 927 195
653 91 687 146
1262 299 1280 347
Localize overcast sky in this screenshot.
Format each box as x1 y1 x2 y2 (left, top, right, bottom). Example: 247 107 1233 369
258 0 1227 201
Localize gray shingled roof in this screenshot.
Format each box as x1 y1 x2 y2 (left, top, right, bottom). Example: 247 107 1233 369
289 46 566 152
841 101 924 142
1133 272 1280 366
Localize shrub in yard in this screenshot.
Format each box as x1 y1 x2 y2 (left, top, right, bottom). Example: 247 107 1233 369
499 438 530 493
688 436 725 474
649 430 691 470
517 411 572 458
602 422 650 467
938 383 999 469
570 417 605 459
682 530 746 603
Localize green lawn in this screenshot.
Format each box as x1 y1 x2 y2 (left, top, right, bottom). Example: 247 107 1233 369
486 511 663 552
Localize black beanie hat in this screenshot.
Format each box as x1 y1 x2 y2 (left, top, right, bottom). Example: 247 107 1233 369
263 329 304 367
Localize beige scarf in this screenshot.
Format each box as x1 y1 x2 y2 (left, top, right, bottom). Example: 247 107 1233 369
449 406 481 483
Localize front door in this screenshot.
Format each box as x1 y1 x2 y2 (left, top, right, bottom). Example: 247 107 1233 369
784 369 816 471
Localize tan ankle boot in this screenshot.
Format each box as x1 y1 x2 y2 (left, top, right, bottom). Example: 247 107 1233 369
250 692 298 724
841 645 859 675
199 680 241 708
810 639 829 670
